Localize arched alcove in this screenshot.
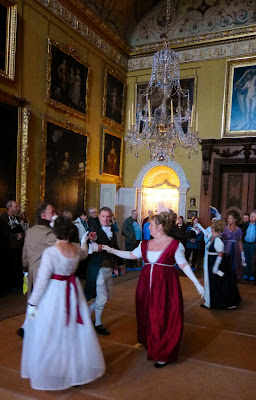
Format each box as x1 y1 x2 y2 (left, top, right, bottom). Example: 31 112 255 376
133 160 190 220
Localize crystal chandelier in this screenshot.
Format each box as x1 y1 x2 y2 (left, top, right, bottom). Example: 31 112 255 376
125 0 201 162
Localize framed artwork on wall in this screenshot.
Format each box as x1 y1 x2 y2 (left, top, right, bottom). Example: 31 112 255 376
103 68 126 129
47 39 90 119
0 91 30 213
136 76 197 133
223 57 256 136
188 196 197 208
41 118 88 216
187 209 198 220
101 129 123 178
0 0 17 80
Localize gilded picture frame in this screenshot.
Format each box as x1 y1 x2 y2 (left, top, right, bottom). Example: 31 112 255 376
47 39 90 119
0 90 30 213
188 196 198 208
101 129 123 178
0 0 17 81
187 209 198 220
41 117 89 215
103 68 126 129
223 57 256 137
136 76 197 133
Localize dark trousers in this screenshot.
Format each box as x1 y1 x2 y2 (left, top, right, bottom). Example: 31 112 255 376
243 242 256 277
185 248 198 269
125 241 139 268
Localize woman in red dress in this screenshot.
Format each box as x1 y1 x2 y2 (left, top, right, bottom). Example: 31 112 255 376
103 212 204 368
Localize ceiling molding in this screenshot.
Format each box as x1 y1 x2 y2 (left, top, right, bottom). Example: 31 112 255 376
60 0 131 55
128 36 256 71
36 0 128 69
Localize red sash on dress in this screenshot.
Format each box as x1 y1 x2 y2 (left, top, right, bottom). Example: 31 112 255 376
51 274 83 326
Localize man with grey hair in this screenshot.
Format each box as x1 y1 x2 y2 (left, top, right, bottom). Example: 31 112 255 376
88 207 100 231
0 200 24 293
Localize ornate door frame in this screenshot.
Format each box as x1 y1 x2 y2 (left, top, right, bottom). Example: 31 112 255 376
200 138 256 226
133 160 190 220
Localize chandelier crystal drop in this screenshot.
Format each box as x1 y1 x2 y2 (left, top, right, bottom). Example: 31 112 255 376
125 1 201 162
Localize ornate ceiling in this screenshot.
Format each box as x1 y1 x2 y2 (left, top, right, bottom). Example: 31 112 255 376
77 0 256 50
81 0 162 43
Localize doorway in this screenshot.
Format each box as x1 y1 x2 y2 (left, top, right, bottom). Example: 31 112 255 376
134 160 190 222
220 165 256 222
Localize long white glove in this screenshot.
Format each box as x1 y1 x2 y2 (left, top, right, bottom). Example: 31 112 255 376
212 256 224 277
81 231 89 244
102 244 131 259
182 265 204 297
27 304 38 320
209 206 222 220
195 223 212 239
241 251 246 267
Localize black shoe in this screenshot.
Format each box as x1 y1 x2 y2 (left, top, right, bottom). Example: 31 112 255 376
16 328 24 338
200 304 208 308
95 324 110 335
154 362 168 368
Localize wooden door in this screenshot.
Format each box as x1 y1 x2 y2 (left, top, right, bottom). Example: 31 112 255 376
220 165 256 222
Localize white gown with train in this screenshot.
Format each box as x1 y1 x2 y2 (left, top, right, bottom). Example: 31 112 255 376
21 246 105 390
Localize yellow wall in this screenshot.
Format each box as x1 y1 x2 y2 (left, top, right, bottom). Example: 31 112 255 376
124 58 227 215
0 0 126 222
0 0 236 221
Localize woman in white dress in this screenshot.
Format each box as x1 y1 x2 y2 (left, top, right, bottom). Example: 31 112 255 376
21 216 105 390
196 219 241 309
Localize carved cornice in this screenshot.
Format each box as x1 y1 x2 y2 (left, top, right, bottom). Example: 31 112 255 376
128 36 256 70
36 0 128 69
59 0 131 56
131 24 256 56
34 0 256 72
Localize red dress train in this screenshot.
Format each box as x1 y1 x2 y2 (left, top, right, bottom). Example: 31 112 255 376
136 239 184 362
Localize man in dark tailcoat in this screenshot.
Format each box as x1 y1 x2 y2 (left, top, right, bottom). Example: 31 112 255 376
85 206 121 335
0 200 24 292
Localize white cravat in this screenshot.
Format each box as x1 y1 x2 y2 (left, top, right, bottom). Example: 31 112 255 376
102 226 113 239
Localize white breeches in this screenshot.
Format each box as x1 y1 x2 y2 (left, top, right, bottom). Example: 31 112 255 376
95 267 113 310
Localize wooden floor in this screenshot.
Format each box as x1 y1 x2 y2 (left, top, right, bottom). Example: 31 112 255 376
0 271 256 399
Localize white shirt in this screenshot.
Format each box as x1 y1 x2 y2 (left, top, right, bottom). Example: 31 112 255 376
101 226 113 239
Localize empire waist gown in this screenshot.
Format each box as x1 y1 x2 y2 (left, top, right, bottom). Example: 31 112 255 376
133 239 187 363
21 246 105 391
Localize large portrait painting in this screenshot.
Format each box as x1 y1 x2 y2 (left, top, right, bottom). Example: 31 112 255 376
0 92 30 213
103 69 126 128
0 0 17 80
136 77 196 133
47 39 90 118
102 129 123 178
41 119 88 216
223 57 256 136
